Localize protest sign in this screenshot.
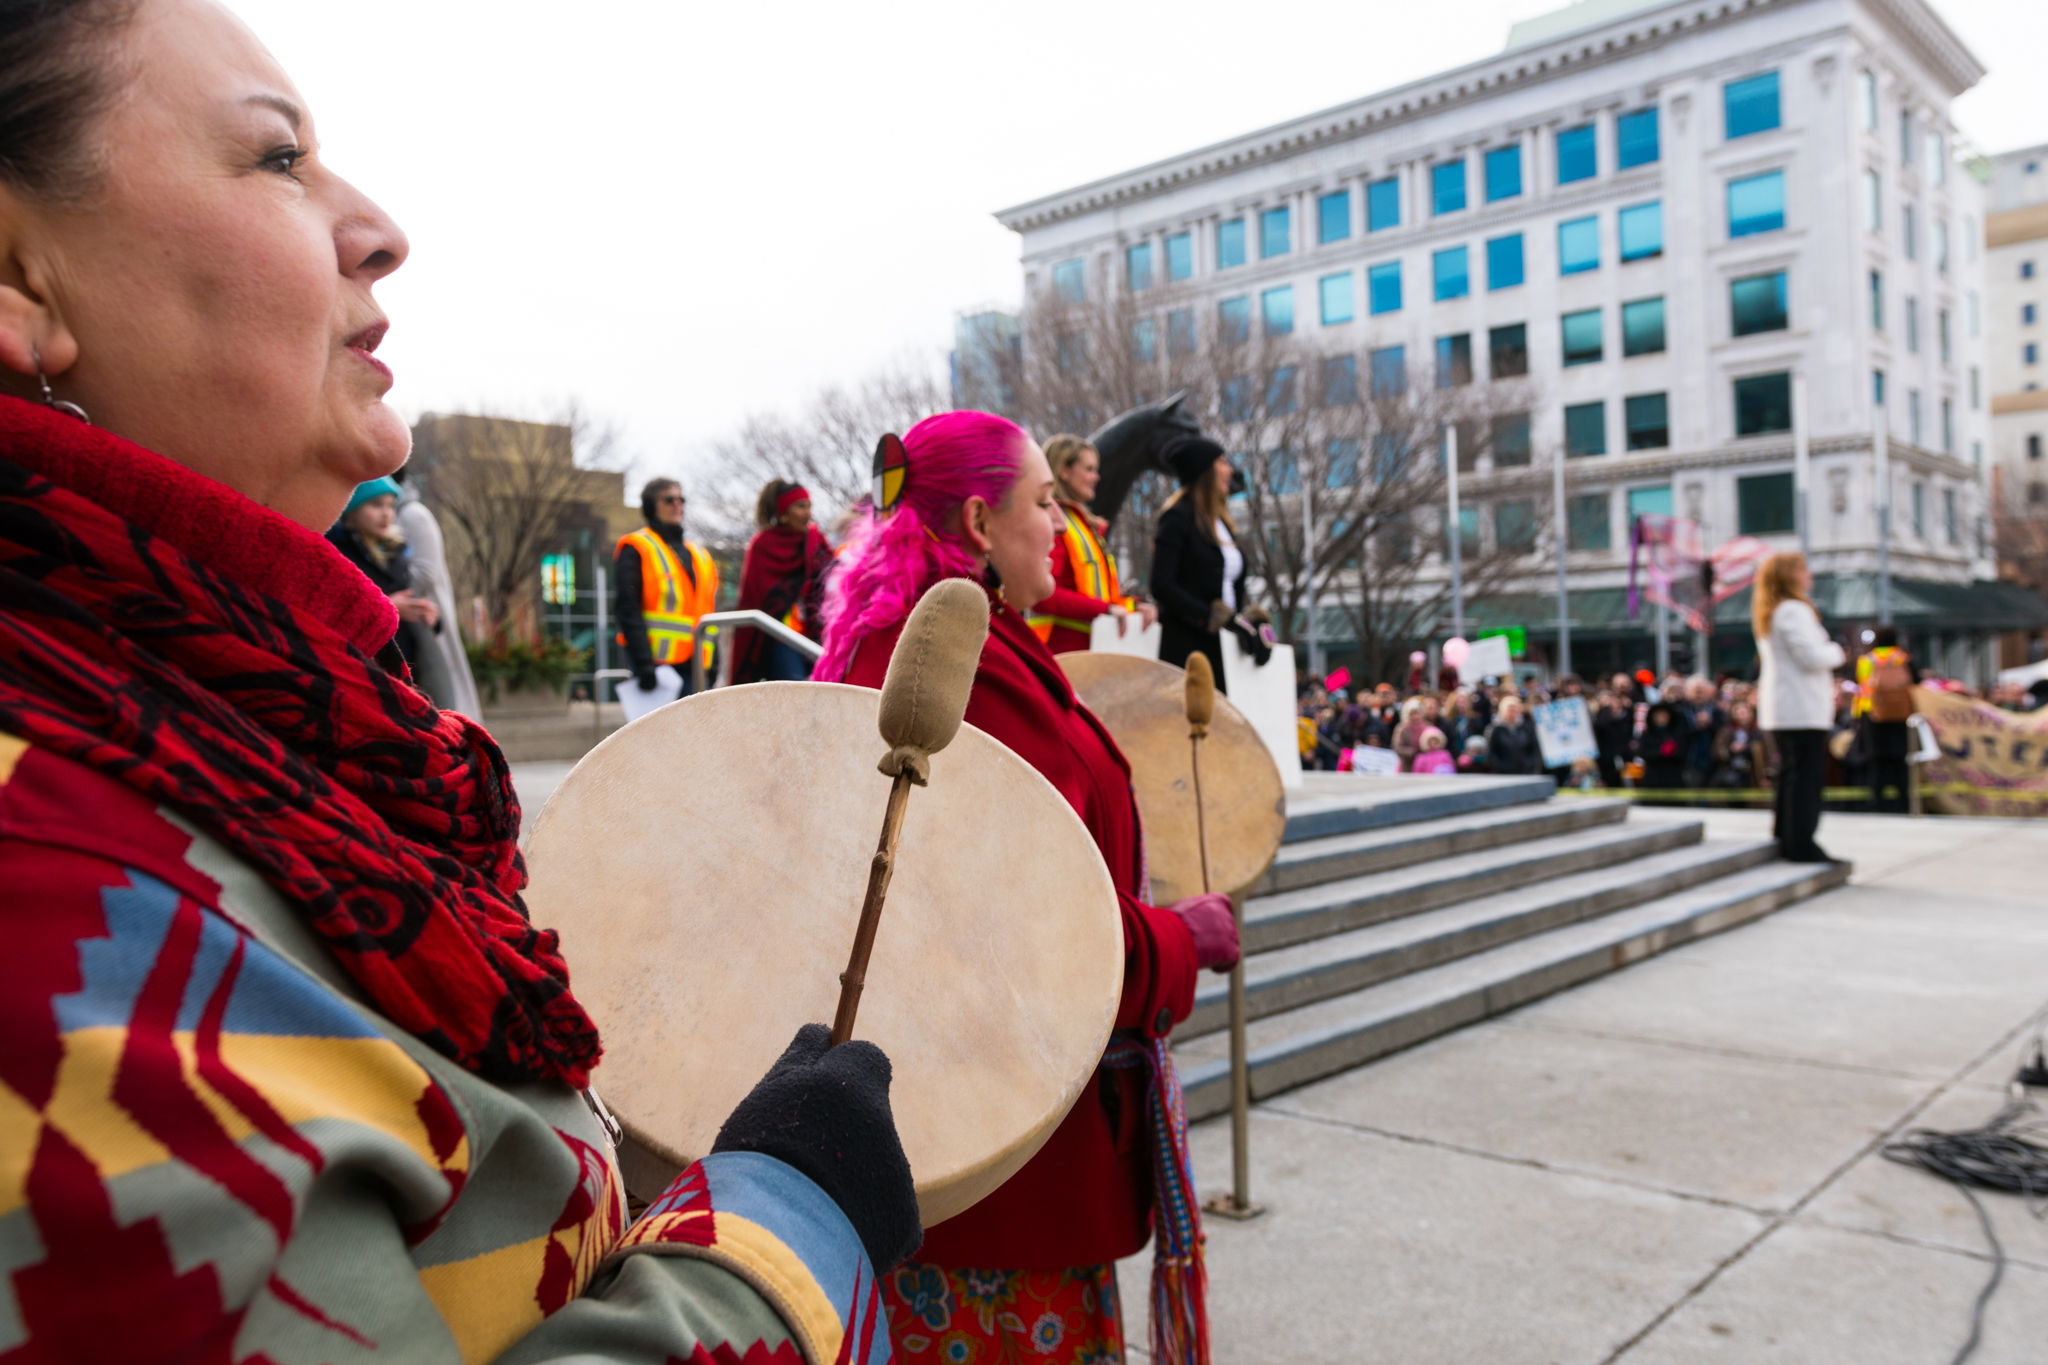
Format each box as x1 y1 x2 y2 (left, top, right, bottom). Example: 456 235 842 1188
1533 696 1599 768
1911 686 2048 816
1462 634 1513 681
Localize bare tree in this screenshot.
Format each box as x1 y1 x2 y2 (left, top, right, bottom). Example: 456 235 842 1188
694 360 950 540
409 404 623 638
1013 278 1548 683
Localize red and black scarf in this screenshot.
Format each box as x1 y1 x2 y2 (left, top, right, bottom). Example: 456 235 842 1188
0 397 601 1089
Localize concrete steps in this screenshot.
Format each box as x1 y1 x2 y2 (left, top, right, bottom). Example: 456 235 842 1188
1172 774 1849 1120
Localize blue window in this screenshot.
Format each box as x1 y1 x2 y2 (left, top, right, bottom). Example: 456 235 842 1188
1559 216 1600 273
2029 343 2041 366
1625 393 1669 450
1368 261 1402 314
2025 303 2037 325
1436 333 1472 387
1221 376 1251 421
1054 258 1084 302
1261 206 1291 259
1628 485 1673 519
1485 145 1522 202
1166 232 1193 282
1370 345 1407 398
1731 271 1788 335
1617 107 1660 168
1375 435 1416 485
1568 493 1612 549
1487 233 1524 289
1219 295 1250 345
1562 308 1603 366
1556 125 1597 184
1327 439 1359 484
1565 402 1607 457
1262 285 1294 336
1496 501 1537 552
1367 177 1400 231
1126 242 1152 292
1323 356 1358 406
1618 201 1662 261
1168 308 1196 356
1217 219 1246 269
1433 246 1470 300
1319 190 1351 244
1622 297 1666 356
1267 367 1297 415
1727 171 1785 237
1320 272 1354 325
1734 372 1793 436
1432 160 1467 215
1132 318 1157 362
1725 71 1781 140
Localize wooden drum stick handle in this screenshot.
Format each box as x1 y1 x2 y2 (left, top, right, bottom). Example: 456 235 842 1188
832 770 914 1046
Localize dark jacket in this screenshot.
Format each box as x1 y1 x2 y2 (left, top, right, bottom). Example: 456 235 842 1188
614 520 696 674
1593 703 1635 763
1150 494 1246 690
1487 716 1543 775
1633 718 1688 788
326 525 432 666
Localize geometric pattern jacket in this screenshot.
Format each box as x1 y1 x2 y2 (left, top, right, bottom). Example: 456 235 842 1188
0 731 891 1364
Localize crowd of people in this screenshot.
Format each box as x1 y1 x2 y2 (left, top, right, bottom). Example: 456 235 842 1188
1296 633 2043 799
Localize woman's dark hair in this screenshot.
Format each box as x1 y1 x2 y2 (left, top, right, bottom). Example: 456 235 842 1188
0 0 140 201
755 478 794 530
1871 625 1899 649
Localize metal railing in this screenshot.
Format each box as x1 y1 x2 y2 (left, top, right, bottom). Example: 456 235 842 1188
690 611 825 694
564 668 635 748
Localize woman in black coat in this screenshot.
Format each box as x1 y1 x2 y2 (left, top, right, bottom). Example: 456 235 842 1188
1486 695 1544 775
1150 437 1247 691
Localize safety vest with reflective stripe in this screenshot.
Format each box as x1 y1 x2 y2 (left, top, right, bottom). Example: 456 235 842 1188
1028 503 1131 642
617 527 718 664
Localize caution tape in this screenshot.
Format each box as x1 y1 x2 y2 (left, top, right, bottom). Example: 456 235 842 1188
1554 783 2048 807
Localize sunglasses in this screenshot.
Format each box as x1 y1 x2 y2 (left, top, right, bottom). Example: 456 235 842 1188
658 494 685 505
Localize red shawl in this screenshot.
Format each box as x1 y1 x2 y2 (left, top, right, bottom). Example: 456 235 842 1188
731 523 830 683
0 397 601 1089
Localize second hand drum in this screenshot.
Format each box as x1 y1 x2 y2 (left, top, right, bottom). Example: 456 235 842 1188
1060 652 1287 902
523 681 1124 1227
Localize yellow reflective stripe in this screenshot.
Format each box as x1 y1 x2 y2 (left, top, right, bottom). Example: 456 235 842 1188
1025 615 1097 635
1062 508 1119 603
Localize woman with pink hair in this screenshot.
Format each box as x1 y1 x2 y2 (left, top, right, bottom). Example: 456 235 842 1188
821 410 1238 1365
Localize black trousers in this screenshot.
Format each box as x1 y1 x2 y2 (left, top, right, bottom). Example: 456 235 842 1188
1771 729 1830 862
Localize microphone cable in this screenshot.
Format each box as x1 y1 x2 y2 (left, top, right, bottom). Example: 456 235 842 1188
1880 1029 2048 1365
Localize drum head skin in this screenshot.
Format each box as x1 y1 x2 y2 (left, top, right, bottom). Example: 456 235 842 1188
1060 653 1287 904
523 682 1123 1227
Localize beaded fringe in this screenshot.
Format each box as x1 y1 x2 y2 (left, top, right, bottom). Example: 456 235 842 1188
1105 1036 1209 1365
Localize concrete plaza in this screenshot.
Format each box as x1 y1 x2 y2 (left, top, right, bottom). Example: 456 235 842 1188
1125 809 2048 1364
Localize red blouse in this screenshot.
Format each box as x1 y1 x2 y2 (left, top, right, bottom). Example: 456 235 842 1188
840 587 1198 1269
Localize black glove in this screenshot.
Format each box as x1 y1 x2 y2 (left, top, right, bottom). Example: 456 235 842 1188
636 665 659 691
1229 615 1273 667
712 1024 921 1272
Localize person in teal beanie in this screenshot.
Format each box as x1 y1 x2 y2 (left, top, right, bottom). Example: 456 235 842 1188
328 474 440 664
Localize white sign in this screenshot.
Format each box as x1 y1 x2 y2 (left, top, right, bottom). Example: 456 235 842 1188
1533 696 1599 768
1462 634 1513 681
1348 744 1402 776
1090 614 1303 789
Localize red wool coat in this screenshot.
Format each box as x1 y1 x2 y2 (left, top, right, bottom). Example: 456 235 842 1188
840 588 1199 1269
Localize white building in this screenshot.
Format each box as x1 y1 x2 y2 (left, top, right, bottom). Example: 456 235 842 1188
1984 144 2048 510
998 0 2041 681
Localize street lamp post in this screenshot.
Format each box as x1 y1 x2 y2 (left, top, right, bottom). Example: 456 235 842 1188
1446 424 1465 642
1553 436 1571 679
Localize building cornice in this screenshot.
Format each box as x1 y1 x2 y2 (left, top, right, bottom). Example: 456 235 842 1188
994 0 1983 235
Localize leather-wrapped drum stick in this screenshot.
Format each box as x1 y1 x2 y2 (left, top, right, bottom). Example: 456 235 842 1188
832 578 990 1045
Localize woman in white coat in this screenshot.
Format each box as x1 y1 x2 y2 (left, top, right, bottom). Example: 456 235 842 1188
1754 552 1846 861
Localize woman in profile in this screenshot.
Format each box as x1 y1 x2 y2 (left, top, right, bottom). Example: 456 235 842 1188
0 0 914 1355
731 477 832 682
1149 435 1246 690
1754 551 1845 861
1028 433 1154 653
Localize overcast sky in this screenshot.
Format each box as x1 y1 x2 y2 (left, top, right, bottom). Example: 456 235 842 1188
234 0 2046 490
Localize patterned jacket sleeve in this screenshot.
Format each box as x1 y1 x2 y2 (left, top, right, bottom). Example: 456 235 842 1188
0 736 888 1365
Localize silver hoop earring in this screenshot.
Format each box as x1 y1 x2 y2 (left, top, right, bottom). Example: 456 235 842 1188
31 346 89 424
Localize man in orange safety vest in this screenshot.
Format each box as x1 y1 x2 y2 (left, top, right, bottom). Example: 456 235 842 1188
615 477 719 696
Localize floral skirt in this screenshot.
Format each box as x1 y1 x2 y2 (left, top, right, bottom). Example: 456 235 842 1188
882 1260 1124 1364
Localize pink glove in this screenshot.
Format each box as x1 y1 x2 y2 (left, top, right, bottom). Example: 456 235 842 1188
1169 893 1242 973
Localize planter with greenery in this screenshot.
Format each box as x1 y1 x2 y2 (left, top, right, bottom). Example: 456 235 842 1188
468 635 590 711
